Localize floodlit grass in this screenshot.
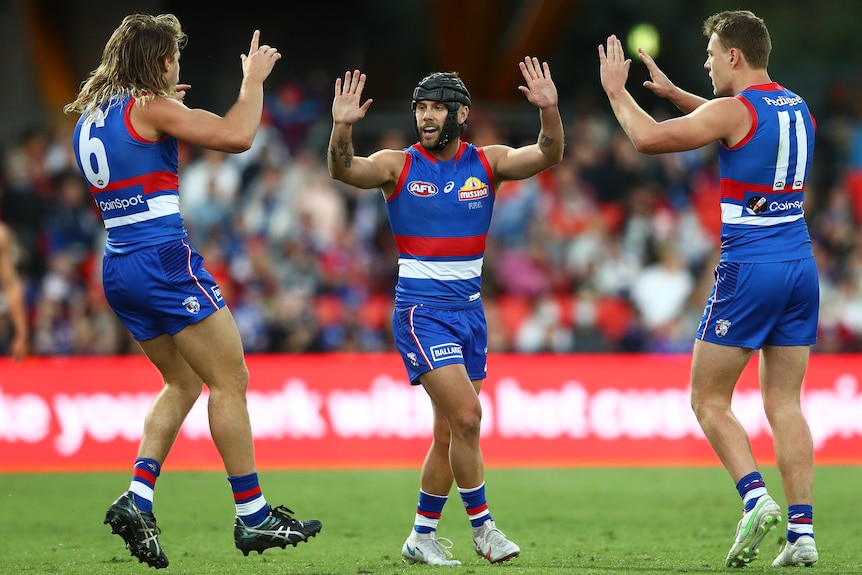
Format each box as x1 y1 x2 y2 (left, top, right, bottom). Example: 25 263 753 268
0 466 860 574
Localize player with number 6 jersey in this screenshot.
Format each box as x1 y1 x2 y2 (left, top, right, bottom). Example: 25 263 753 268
72 98 184 255
64 13 321 569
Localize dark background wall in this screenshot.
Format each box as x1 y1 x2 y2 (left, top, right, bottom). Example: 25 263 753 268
3 0 862 150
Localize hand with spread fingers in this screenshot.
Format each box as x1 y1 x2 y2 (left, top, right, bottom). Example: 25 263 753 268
638 47 676 98
332 70 373 126
517 56 558 109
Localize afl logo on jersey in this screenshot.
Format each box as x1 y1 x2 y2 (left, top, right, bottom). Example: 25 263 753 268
408 180 438 197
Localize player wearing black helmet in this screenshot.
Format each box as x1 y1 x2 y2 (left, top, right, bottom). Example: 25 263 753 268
328 58 564 565
411 72 471 150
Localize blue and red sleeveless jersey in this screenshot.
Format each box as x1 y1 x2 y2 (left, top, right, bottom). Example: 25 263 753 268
71 96 186 256
717 82 815 262
386 141 495 308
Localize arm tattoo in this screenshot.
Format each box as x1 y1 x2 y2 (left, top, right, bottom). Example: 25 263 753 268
538 133 555 150
337 138 353 168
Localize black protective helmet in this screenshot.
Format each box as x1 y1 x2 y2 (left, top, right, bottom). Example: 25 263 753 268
411 72 471 150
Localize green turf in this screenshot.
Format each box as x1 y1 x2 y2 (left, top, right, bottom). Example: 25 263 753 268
0 466 859 574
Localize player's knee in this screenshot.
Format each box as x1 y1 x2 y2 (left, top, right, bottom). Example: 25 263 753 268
449 409 482 440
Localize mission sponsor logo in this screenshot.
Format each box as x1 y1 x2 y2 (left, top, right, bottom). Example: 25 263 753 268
408 180 438 197
430 342 463 362
458 177 489 201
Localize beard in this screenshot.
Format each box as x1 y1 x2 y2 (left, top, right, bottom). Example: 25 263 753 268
418 128 441 149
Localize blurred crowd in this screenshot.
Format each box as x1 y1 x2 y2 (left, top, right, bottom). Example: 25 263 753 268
3 79 862 357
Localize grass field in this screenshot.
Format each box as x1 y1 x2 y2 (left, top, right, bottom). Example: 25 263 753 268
0 466 859 574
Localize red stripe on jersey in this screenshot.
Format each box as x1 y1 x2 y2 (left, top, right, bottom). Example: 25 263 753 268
719 178 799 201
453 140 468 162
123 97 173 144
389 152 413 202
728 96 758 150
476 147 496 196
394 233 487 257
92 170 179 196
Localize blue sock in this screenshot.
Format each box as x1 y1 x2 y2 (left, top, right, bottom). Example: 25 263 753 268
459 483 492 528
786 504 814 543
129 458 160 512
228 472 269 527
736 471 768 512
413 490 448 534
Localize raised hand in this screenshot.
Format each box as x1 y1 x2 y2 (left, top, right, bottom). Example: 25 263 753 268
517 57 558 109
598 34 631 97
639 48 676 98
240 30 281 82
332 70 373 125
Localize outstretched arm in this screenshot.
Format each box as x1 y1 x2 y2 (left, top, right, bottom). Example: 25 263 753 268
486 57 565 182
137 30 282 153
599 34 742 154
327 70 403 191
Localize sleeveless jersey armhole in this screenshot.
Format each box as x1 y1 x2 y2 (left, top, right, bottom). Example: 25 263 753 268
476 147 496 196
388 152 413 202
727 95 757 150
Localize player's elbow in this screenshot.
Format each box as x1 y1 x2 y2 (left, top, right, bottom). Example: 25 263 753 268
214 125 257 153
630 134 664 155
225 135 255 154
327 164 345 183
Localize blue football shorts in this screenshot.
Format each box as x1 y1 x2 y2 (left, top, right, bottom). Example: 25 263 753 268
392 304 488 385
696 257 819 349
102 239 226 341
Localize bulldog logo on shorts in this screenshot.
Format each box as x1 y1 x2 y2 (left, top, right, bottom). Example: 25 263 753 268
715 319 732 337
183 296 201 314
